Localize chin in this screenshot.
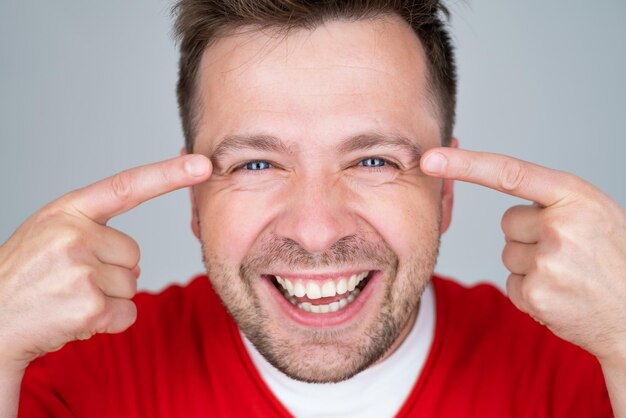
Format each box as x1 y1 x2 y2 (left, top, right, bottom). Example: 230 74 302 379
247 311 402 384
201 231 438 383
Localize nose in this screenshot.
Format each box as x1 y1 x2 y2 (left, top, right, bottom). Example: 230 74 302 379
273 175 359 255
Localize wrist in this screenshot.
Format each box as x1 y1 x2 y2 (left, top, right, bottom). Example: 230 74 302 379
596 342 626 372
0 359 28 380
0 363 25 393
0 344 31 378
0 363 25 418
0 367 24 382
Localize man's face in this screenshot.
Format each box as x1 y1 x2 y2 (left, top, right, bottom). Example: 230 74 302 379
190 15 453 383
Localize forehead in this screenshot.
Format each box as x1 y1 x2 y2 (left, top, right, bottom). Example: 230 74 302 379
195 15 439 153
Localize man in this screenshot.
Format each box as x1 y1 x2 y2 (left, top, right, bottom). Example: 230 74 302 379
0 0 624 416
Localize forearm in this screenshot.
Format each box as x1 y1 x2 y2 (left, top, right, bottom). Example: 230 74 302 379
0 368 25 418
601 359 626 418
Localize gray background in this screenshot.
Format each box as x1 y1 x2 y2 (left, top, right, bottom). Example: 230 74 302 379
1 1 624 292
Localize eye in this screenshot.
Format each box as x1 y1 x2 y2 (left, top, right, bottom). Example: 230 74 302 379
347 156 400 186
358 157 387 168
243 160 272 171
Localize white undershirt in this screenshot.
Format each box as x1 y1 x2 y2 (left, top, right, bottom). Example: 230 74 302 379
241 282 435 418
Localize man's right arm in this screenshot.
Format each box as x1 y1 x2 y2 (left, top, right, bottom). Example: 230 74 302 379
0 154 211 417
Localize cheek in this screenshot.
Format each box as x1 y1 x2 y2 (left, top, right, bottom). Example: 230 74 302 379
349 177 442 259
196 172 442 265
195 181 283 264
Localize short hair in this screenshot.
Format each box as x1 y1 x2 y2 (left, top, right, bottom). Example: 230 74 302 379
173 0 457 152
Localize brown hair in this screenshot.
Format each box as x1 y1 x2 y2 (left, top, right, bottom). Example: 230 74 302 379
173 0 457 152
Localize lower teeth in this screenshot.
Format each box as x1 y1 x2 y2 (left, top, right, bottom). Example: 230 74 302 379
285 288 361 314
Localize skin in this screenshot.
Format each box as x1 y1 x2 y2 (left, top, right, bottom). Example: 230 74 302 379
0 13 623 418
0 154 212 417
188 16 453 383
420 149 626 414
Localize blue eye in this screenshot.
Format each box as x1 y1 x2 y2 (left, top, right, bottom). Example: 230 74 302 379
359 158 386 168
244 161 272 170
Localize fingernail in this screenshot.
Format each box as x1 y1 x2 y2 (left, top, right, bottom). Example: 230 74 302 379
422 152 447 174
184 155 209 177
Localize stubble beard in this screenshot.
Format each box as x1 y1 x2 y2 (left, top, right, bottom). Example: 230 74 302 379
200 230 440 383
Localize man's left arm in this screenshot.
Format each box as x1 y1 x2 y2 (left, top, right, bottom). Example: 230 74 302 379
421 147 626 416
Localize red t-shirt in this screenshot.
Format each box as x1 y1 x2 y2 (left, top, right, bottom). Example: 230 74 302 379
19 275 613 417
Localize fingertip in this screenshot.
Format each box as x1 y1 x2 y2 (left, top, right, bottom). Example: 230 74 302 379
421 151 448 175
184 154 212 178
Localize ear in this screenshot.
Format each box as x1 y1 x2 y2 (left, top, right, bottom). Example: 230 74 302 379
440 137 458 235
181 147 201 239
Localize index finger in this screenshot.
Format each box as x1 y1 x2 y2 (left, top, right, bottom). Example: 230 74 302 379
420 148 578 207
61 154 211 224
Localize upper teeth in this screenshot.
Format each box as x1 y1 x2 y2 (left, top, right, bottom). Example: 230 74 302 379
275 271 369 300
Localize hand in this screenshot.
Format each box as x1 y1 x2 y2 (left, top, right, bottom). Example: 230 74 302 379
0 155 211 372
421 148 626 364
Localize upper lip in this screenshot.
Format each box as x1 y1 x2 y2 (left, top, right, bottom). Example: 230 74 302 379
264 270 374 281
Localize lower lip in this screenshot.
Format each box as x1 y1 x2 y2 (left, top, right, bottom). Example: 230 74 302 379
261 271 382 327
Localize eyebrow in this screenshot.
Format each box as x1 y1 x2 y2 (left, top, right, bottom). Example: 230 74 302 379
209 131 424 169
335 132 424 162
210 134 293 169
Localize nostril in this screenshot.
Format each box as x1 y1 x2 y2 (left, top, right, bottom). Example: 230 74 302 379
272 206 359 255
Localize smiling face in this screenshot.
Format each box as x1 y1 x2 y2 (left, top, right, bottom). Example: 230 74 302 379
190 15 454 383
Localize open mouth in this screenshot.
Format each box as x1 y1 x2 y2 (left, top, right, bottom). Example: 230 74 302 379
267 271 373 314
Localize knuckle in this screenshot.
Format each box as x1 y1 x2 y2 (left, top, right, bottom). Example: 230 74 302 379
123 302 138 328
505 275 524 310
79 293 107 324
542 219 568 249
65 265 106 320
116 270 138 298
51 226 87 259
521 281 547 314
65 230 88 256
128 239 141 266
109 229 141 267
560 171 583 190
534 240 567 271
498 160 526 192
98 300 137 334
506 274 536 316
127 280 138 297
534 252 557 275
505 276 513 296
128 271 139 294
501 245 513 269
79 264 99 284
500 206 518 233
109 170 134 202
31 204 61 225
68 266 100 295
